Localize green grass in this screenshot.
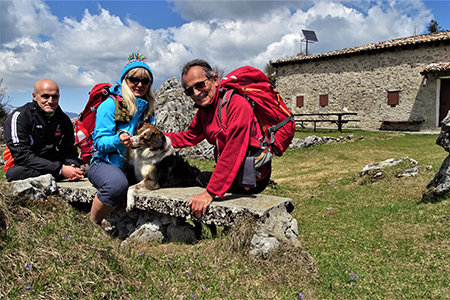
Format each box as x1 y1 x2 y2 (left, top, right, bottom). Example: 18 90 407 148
1 130 450 299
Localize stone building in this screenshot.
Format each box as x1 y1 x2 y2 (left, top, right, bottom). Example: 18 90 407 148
272 31 450 131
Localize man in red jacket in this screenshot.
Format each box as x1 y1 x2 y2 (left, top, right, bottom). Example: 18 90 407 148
164 59 271 218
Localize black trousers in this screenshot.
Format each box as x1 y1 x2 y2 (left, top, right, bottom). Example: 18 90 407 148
195 167 271 195
6 165 63 182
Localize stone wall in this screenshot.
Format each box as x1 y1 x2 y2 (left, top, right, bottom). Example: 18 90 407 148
275 43 450 131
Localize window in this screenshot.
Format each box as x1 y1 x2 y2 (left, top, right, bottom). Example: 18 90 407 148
387 91 399 107
319 94 328 107
296 95 304 108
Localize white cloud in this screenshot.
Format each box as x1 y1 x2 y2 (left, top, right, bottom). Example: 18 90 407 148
0 0 434 112
0 0 59 43
169 0 312 22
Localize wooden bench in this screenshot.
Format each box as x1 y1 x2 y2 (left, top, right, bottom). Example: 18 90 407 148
294 112 359 132
296 119 361 130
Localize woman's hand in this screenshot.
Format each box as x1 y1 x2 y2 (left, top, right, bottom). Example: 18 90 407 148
119 132 132 148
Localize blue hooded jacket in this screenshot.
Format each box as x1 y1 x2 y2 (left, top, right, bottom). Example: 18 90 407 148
91 84 155 169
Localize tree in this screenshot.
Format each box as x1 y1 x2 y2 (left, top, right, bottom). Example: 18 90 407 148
0 79 10 143
0 79 10 121
427 19 442 33
264 61 276 84
213 66 225 81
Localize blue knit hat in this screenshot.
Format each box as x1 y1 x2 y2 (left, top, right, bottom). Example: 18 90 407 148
120 52 153 82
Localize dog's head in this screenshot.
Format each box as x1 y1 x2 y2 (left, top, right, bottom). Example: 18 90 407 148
130 123 171 153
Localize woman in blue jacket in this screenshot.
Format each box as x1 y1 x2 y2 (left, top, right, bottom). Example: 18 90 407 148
88 52 156 224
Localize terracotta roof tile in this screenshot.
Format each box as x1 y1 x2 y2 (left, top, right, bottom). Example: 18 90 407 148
420 62 450 75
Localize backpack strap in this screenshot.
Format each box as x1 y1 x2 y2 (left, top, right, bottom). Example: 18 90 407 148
113 95 131 123
218 88 235 128
266 91 294 140
218 88 257 123
218 87 275 169
263 110 294 145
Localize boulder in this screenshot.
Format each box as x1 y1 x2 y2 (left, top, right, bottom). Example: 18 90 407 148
423 111 450 201
7 174 57 201
154 77 214 160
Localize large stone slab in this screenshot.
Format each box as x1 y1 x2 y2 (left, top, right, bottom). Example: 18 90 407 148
57 179 294 227
58 178 96 203
57 178 307 261
131 186 294 226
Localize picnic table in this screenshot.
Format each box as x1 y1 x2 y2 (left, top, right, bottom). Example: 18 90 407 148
294 112 359 132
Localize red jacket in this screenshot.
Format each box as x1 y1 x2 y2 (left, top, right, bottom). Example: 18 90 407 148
165 88 270 197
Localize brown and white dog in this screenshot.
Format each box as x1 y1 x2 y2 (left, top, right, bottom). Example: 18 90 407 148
126 123 200 211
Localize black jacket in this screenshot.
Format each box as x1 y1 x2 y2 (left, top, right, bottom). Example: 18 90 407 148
4 101 81 176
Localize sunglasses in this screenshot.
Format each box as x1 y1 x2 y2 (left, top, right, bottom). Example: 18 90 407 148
127 76 151 85
184 78 209 96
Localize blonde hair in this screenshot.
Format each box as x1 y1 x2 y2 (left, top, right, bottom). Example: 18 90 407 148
120 68 156 120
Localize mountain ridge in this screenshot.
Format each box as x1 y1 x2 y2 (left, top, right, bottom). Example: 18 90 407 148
4 103 78 119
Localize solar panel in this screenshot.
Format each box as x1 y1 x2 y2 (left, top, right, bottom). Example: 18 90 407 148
302 30 318 42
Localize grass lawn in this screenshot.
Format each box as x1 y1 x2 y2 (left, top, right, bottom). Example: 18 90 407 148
1 129 449 299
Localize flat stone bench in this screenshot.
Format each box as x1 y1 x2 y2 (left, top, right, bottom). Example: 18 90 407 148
58 179 293 227
7 175 312 261
57 178 310 260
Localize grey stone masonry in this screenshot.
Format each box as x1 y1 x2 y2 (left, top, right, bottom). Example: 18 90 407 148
57 179 309 260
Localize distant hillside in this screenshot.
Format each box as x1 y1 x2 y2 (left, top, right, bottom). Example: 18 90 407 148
3 104 15 114
65 111 78 119
4 103 78 119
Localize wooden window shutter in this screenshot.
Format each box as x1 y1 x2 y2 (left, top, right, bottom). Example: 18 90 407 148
387 91 399 107
319 94 328 107
296 96 304 108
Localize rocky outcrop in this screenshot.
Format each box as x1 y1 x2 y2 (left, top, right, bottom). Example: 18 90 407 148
154 77 196 134
153 77 214 160
289 135 354 149
7 174 58 201
423 112 450 201
353 156 427 184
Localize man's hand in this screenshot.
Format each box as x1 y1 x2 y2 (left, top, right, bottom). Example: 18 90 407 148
188 190 216 218
61 164 85 181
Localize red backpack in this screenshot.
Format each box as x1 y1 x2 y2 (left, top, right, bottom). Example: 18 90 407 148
74 83 121 164
218 66 295 168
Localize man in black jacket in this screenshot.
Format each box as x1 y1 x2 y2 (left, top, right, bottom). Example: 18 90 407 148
3 79 84 182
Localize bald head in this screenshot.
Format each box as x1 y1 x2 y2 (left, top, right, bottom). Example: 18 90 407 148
32 79 60 114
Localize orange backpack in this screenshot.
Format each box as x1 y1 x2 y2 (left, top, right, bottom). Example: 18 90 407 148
3 145 14 173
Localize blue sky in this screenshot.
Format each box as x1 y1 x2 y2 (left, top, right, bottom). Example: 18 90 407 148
1 0 449 114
